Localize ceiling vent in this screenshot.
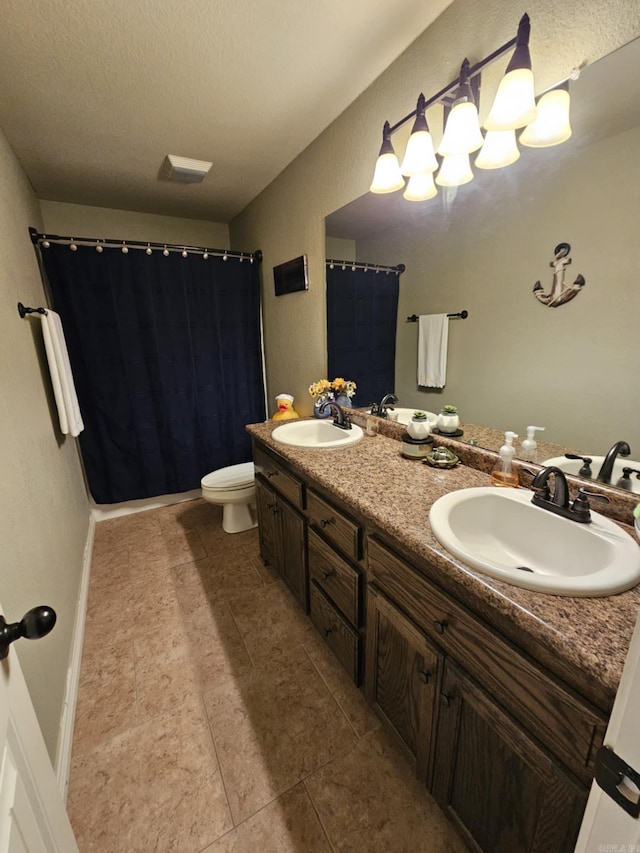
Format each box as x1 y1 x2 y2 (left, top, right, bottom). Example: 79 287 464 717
160 154 212 184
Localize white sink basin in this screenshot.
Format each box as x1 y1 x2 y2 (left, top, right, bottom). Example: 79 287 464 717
429 487 640 596
271 419 363 449
543 456 640 494
367 407 438 426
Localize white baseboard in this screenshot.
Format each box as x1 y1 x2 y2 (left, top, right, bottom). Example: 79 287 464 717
54 513 95 802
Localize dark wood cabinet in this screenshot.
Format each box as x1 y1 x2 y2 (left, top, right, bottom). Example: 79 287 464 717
432 661 587 853
255 476 307 611
365 584 442 783
252 437 606 853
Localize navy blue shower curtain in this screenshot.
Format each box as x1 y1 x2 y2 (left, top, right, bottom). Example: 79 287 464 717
326 264 400 407
41 244 265 504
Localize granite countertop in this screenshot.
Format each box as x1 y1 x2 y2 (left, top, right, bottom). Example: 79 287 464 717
247 418 640 712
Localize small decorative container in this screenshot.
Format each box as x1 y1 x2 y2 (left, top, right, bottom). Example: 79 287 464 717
424 446 459 468
313 396 332 419
437 405 460 434
406 412 432 441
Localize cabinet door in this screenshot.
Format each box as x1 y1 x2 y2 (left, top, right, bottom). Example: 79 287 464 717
279 499 308 612
365 585 442 783
255 478 281 572
432 661 587 853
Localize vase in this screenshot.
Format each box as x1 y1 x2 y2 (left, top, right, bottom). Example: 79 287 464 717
437 413 460 434
313 396 332 419
334 394 352 408
407 418 432 440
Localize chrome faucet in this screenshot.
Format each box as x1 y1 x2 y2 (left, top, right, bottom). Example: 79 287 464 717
371 393 398 419
596 441 631 484
319 400 352 430
530 466 609 523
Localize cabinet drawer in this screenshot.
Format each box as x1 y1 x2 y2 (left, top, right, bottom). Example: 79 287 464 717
253 444 304 509
309 581 360 684
367 536 606 783
308 528 360 626
306 489 361 561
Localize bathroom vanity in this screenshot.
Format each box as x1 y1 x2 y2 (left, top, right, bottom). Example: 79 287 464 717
247 418 640 853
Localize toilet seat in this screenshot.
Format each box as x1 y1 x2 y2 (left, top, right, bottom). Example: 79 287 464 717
201 462 255 491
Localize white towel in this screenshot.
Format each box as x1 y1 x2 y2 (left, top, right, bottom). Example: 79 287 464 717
40 311 84 437
417 313 449 388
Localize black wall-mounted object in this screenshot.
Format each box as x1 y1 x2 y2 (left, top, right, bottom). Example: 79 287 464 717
274 255 308 296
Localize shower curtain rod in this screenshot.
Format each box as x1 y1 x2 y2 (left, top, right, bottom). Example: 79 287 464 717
326 258 405 274
29 228 262 264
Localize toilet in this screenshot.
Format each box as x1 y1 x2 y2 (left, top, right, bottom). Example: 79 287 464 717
200 462 257 534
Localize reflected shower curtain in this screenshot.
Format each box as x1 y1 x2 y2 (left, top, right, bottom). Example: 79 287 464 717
326 264 400 407
41 244 265 504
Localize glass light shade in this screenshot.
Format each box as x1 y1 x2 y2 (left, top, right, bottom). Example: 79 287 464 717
403 172 438 201
400 130 438 176
370 152 405 193
475 129 520 169
438 101 484 156
435 153 473 187
484 68 537 131
520 87 572 147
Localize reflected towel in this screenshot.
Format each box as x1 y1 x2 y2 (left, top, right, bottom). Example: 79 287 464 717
40 310 84 437
417 313 449 388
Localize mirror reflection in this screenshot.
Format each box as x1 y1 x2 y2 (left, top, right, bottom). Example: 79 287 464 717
326 37 640 496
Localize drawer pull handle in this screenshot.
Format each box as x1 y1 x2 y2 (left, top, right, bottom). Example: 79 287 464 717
441 693 454 708
322 627 333 638
433 619 448 635
320 517 335 528
266 470 278 478
322 570 335 581
418 670 431 684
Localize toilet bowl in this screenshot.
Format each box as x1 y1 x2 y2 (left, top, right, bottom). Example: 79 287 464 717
201 462 257 534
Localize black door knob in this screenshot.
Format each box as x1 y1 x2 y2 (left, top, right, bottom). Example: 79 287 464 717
0 606 57 659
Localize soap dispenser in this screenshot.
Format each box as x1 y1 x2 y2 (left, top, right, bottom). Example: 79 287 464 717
491 431 519 487
520 426 545 463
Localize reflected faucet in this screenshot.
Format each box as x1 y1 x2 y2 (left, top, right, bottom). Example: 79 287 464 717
596 441 631 484
371 393 398 419
319 400 352 430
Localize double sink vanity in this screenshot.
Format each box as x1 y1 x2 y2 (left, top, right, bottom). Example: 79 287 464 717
247 410 640 852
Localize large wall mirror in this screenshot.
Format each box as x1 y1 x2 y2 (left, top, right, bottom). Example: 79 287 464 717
326 37 640 496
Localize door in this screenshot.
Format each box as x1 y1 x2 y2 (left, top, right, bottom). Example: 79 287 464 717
575 611 640 851
0 601 78 851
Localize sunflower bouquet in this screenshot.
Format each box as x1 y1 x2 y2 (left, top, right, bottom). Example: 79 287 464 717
308 377 357 400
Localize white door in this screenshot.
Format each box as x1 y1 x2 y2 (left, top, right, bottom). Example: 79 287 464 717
0 602 78 852
575 610 640 851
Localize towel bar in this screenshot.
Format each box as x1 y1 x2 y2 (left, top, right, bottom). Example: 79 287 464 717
18 302 47 318
407 310 468 322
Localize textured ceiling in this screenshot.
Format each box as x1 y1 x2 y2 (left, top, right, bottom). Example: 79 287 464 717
0 0 452 223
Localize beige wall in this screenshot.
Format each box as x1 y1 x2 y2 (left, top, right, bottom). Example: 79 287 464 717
359 125 640 454
0 131 89 760
231 0 640 417
41 200 230 249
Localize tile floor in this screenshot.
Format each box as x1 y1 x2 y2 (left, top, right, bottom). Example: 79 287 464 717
67 498 468 852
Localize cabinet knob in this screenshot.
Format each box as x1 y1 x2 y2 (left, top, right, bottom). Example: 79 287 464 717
418 670 431 684
322 627 333 638
440 693 454 708
320 517 335 528
266 470 278 479
322 570 335 581
433 619 448 635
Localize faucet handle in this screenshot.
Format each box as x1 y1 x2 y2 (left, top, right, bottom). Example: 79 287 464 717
565 453 593 478
571 487 610 523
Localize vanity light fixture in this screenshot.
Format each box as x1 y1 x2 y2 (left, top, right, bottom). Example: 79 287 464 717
370 121 405 193
399 94 438 176
484 14 537 131
437 59 484 156
520 80 573 147
369 14 573 201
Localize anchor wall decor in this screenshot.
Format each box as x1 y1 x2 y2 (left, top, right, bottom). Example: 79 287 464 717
533 242 585 307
